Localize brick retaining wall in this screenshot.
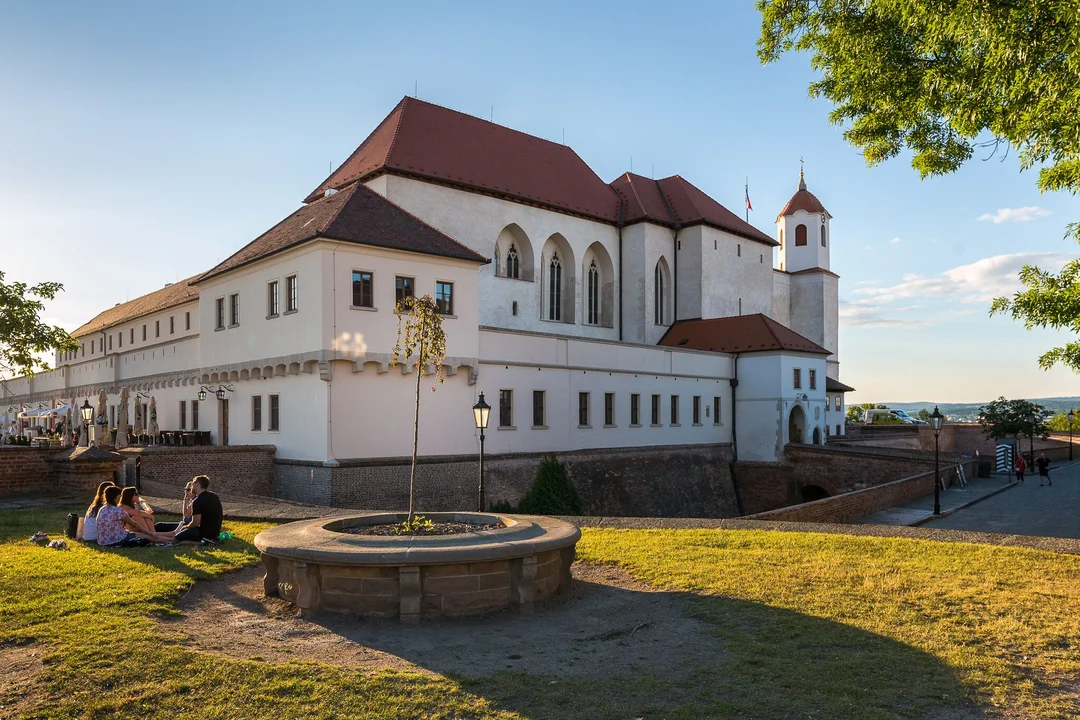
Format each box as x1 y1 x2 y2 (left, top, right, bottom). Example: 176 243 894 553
275 444 739 518
745 459 979 524
0 447 54 497
122 445 275 496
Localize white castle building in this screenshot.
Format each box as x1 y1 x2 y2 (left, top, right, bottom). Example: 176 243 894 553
3 97 853 490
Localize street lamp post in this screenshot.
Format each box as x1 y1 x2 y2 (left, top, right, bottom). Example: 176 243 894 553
80 399 94 448
929 406 944 516
472 393 491 512
1069 410 1076 462
1029 410 1037 466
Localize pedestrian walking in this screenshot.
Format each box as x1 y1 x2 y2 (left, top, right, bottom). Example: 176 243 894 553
1036 453 1051 486
1015 453 1026 484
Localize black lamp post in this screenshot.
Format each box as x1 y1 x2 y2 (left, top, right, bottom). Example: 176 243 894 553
80 399 94 447
929 406 944 516
472 392 491 512
1029 410 1037 466
1062 410 1071 462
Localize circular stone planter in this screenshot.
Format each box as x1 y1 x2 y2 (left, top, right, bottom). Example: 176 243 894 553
254 512 581 624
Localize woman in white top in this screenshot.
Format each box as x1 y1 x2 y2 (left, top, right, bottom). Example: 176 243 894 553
81 480 116 542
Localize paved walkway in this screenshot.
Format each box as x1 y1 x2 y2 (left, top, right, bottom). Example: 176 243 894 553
855 473 1017 527
920 459 1080 540
144 493 339 522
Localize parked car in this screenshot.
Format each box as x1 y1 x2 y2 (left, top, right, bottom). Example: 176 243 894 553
891 410 927 426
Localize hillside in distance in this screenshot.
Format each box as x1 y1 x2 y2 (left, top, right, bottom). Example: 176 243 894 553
879 397 1080 422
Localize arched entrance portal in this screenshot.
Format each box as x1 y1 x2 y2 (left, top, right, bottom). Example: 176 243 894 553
788 405 806 444
800 485 829 502
812 426 821 445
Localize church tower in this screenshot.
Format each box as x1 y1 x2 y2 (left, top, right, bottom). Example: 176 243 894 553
776 168 840 379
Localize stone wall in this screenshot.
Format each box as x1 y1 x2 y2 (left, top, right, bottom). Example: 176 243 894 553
745 459 979 524
0 448 54 497
274 444 740 518
124 445 275 497
731 460 795 515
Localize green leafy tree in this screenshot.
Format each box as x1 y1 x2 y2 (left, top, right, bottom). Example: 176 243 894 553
758 1 1080 371
1046 411 1080 433
845 405 865 423
916 408 932 422
391 295 446 525
0 271 77 379
517 457 583 516
977 397 1051 447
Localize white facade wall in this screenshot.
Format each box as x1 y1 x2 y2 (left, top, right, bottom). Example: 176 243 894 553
734 351 829 461
824 392 846 439
777 210 830 274
770 270 791 327
698 226 774 319
373 175 621 341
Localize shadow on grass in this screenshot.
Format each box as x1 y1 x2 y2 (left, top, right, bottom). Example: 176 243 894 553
190 566 984 720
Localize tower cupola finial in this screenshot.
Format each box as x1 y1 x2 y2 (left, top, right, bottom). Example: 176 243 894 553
798 156 806 191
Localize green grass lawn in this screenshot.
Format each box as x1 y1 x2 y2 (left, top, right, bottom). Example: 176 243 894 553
2 505 1078 719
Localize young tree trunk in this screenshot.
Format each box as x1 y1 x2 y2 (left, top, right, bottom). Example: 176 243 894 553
408 338 424 526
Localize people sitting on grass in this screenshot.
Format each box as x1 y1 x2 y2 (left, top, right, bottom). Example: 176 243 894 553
95 486 161 547
82 480 116 542
170 475 223 545
119 487 157 535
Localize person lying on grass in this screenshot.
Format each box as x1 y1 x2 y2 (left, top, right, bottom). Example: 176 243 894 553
169 475 223 546
118 487 156 535
96 486 167 547
82 480 116 542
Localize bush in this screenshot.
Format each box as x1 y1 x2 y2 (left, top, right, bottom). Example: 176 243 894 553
515 457 583 516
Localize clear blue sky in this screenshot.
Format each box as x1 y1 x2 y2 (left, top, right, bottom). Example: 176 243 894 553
2 1 1077 403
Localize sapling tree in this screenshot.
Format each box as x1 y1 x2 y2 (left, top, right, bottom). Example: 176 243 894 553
391 294 447 525
0 271 77 379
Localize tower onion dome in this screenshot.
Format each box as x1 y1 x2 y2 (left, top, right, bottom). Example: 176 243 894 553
776 169 831 221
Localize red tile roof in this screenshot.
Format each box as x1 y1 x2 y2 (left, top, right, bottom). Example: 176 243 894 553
657 314 829 355
304 97 621 222
197 183 486 284
778 173 831 220
71 277 200 338
826 377 855 393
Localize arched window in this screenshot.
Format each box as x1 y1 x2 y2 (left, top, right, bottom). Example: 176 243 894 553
654 262 666 324
507 244 520 279
548 253 562 321
587 261 599 325
493 248 500 276
779 228 784 248
795 224 807 246
820 221 827 247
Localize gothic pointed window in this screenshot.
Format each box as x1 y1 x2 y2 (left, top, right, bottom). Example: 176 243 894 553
587 260 599 325
654 262 666 324
548 252 562 321
507 244 520 279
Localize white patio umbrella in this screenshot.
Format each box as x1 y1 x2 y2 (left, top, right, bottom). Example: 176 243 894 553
115 387 130 449
133 395 145 436
95 390 109 448
148 396 159 439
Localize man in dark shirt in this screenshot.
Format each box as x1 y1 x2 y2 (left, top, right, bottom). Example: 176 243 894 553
174 475 224 544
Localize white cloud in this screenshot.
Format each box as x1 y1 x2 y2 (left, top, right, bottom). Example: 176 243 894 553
976 206 1053 224
888 237 902 245
839 299 932 328
852 252 1074 306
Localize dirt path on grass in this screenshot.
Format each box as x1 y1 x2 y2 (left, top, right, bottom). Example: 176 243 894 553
160 561 725 679
0 643 46 717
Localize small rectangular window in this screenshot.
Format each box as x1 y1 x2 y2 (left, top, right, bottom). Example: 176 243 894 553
268 280 279 317
352 271 374 308
185 311 191 330
532 390 545 427
192 400 199 430
578 392 590 427
395 276 414 307
737 244 741 257
129 328 134 344
435 281 454 315
252 395 262 431
809 369 817 390
118 332 123 348
499 389 513 428
670 395 679 425
81 343 85 356
286 275 298 312
604 392 614 426
713 396 721 425
834 396 842 411
142 325 146 341
91 340 95 354
109 335 113 350
179 400 187 430
794 368 802 389
693 396 701 424
651 394 661 425
215 298 225 330
269 394 280 431
229 293 240 326
169 316 175 334
156 320 160 338
630 393 640 425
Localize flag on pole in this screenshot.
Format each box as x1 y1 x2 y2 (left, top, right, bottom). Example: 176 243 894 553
744 178 752 211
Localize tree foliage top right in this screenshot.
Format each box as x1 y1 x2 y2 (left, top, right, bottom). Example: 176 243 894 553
758 0 1080 371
